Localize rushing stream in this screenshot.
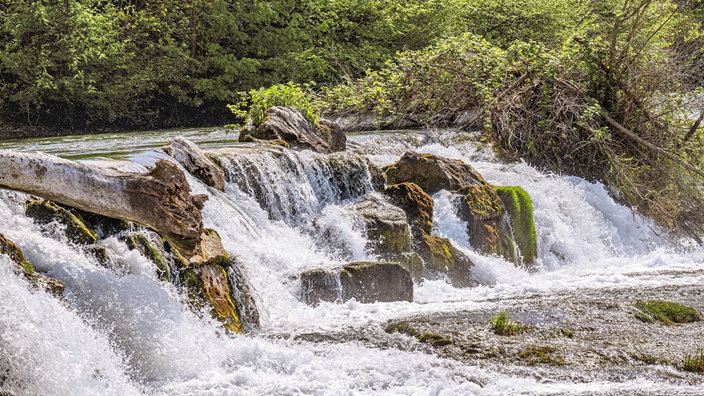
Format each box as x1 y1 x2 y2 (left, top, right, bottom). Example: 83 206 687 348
1 128 703 395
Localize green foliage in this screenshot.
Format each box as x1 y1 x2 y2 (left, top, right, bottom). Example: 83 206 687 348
635 300 702 325
228 82 318 127
681 349 704 373
490 311 521 336
319 33 507 125
0 0 456 132
446 0 591 48
496 186 537 263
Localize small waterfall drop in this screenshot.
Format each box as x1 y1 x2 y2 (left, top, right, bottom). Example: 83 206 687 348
1 129 703 395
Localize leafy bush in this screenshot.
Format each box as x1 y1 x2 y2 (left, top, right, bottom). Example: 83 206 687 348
490 311 521 336
228 82 319 127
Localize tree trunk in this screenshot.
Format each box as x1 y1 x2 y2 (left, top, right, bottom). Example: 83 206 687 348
0 151 205 254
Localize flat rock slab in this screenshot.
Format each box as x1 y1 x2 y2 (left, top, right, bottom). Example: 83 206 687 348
301 262 413 305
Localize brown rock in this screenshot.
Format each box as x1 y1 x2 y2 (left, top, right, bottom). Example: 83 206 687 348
384 182 434 235
239 106 334 153
384 152 487 195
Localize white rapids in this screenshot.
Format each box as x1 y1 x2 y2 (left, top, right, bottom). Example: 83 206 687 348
1 128 703 395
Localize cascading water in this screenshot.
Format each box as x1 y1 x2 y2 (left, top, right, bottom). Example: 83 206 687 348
1 129 703 395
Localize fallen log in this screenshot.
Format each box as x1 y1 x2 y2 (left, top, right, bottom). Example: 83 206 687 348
0 150 205 254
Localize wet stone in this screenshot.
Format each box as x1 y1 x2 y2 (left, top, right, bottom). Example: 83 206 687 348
301 262 413 305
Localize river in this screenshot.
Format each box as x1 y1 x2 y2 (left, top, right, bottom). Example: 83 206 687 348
1 127 703 395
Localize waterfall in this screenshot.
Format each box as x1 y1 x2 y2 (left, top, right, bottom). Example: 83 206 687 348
1 130 703 395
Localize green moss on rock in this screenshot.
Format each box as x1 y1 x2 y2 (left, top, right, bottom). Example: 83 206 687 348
418 233 476 287
124 231 169 279
25 199 97 245
519 345 565 366
384 182 434 235
681 349 704 372
635 300 701 325
183 265 243 333
496 186 537 264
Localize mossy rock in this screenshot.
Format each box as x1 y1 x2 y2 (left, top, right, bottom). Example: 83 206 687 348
349 194 412 255
384 182 434 235
519 345 565 366
72 208 131 238
455 185 503 222
0 234 27 265
183 264 243 333
0 233 65 296
25 199 97 245
122 231 170 279
496 186 537 264
681 349 704 372
455 185 518 264
635 300 701 325
221 258 260 331
418 233 476 287
385 251 425 281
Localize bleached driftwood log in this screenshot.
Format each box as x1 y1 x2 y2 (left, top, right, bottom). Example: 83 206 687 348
0 150 206 254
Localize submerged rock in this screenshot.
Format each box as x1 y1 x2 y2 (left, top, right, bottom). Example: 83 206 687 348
0 233 64 296
301 262 413 305
384 152 487 195
348 194 411 255
163 137 226 191
239 106 345 153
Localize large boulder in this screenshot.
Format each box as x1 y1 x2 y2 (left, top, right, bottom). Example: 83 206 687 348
301 262 413 305
163 137 226 191
383 182 477 287
0 234 65 296
348 194 411 255
384 152 487 195
239 106 345 153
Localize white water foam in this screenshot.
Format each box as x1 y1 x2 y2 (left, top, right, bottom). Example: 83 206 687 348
2 131 704 395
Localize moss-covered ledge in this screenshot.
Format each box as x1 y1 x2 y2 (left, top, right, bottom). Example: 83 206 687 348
495 186 537 265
